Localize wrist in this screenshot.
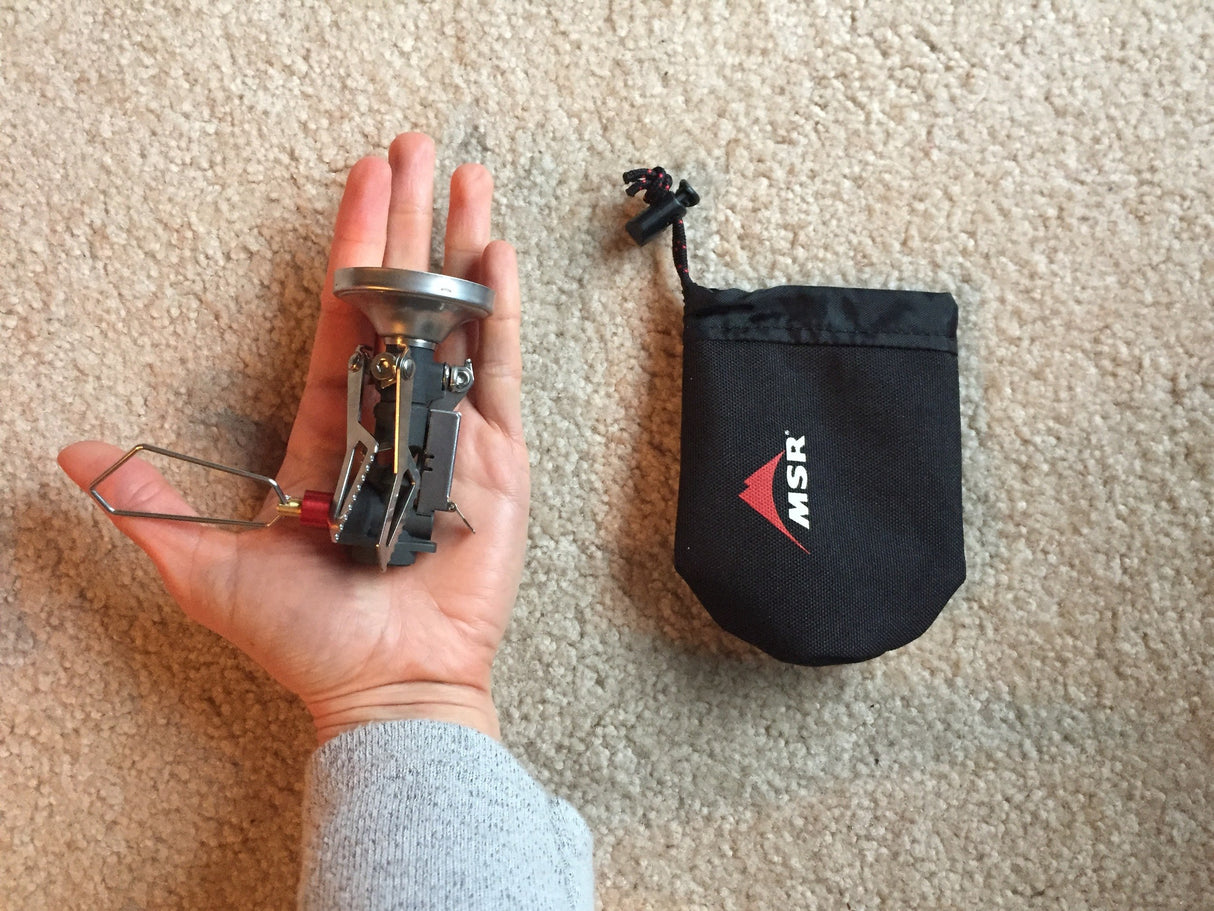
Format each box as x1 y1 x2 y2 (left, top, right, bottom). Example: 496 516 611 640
307 681 500 745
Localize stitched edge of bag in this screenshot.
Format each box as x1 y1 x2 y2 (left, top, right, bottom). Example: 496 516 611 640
683 283 959 353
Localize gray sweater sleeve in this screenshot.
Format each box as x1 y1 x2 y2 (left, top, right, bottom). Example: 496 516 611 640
297 720 594 911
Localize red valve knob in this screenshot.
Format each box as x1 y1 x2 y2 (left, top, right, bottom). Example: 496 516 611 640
299 490 333 529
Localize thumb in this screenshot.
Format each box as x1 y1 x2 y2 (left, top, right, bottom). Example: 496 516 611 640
58 441 229 593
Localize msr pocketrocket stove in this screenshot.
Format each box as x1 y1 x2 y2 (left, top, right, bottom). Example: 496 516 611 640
89 267 493 570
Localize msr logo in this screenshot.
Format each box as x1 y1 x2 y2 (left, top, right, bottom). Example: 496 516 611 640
738 433 812 555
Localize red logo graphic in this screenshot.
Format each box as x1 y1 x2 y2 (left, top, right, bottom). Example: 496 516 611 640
739 440 811 555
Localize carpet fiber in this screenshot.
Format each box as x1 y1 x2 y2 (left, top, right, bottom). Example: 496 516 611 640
2 1 1211 908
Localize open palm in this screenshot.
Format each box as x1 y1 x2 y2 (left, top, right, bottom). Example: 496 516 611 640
59 134 527 742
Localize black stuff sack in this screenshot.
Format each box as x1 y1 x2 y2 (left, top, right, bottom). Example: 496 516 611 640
623 168 966 665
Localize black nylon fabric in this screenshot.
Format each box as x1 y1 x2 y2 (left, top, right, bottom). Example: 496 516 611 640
675 280 965 665
683 283 959 352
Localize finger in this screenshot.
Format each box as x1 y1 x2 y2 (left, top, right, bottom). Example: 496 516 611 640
442 163 493 279
468 241 523 441
383 132 436 270
58 441 227 583
280 156 391 485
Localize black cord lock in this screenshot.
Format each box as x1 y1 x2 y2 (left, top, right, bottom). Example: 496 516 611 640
623 168 700 246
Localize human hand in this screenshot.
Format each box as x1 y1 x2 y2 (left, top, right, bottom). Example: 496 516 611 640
58 133 528 743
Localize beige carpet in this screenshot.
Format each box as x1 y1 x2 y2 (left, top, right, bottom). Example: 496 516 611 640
3 1 1211 908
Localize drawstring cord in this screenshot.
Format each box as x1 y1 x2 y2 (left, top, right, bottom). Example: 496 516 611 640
623 167 700 287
